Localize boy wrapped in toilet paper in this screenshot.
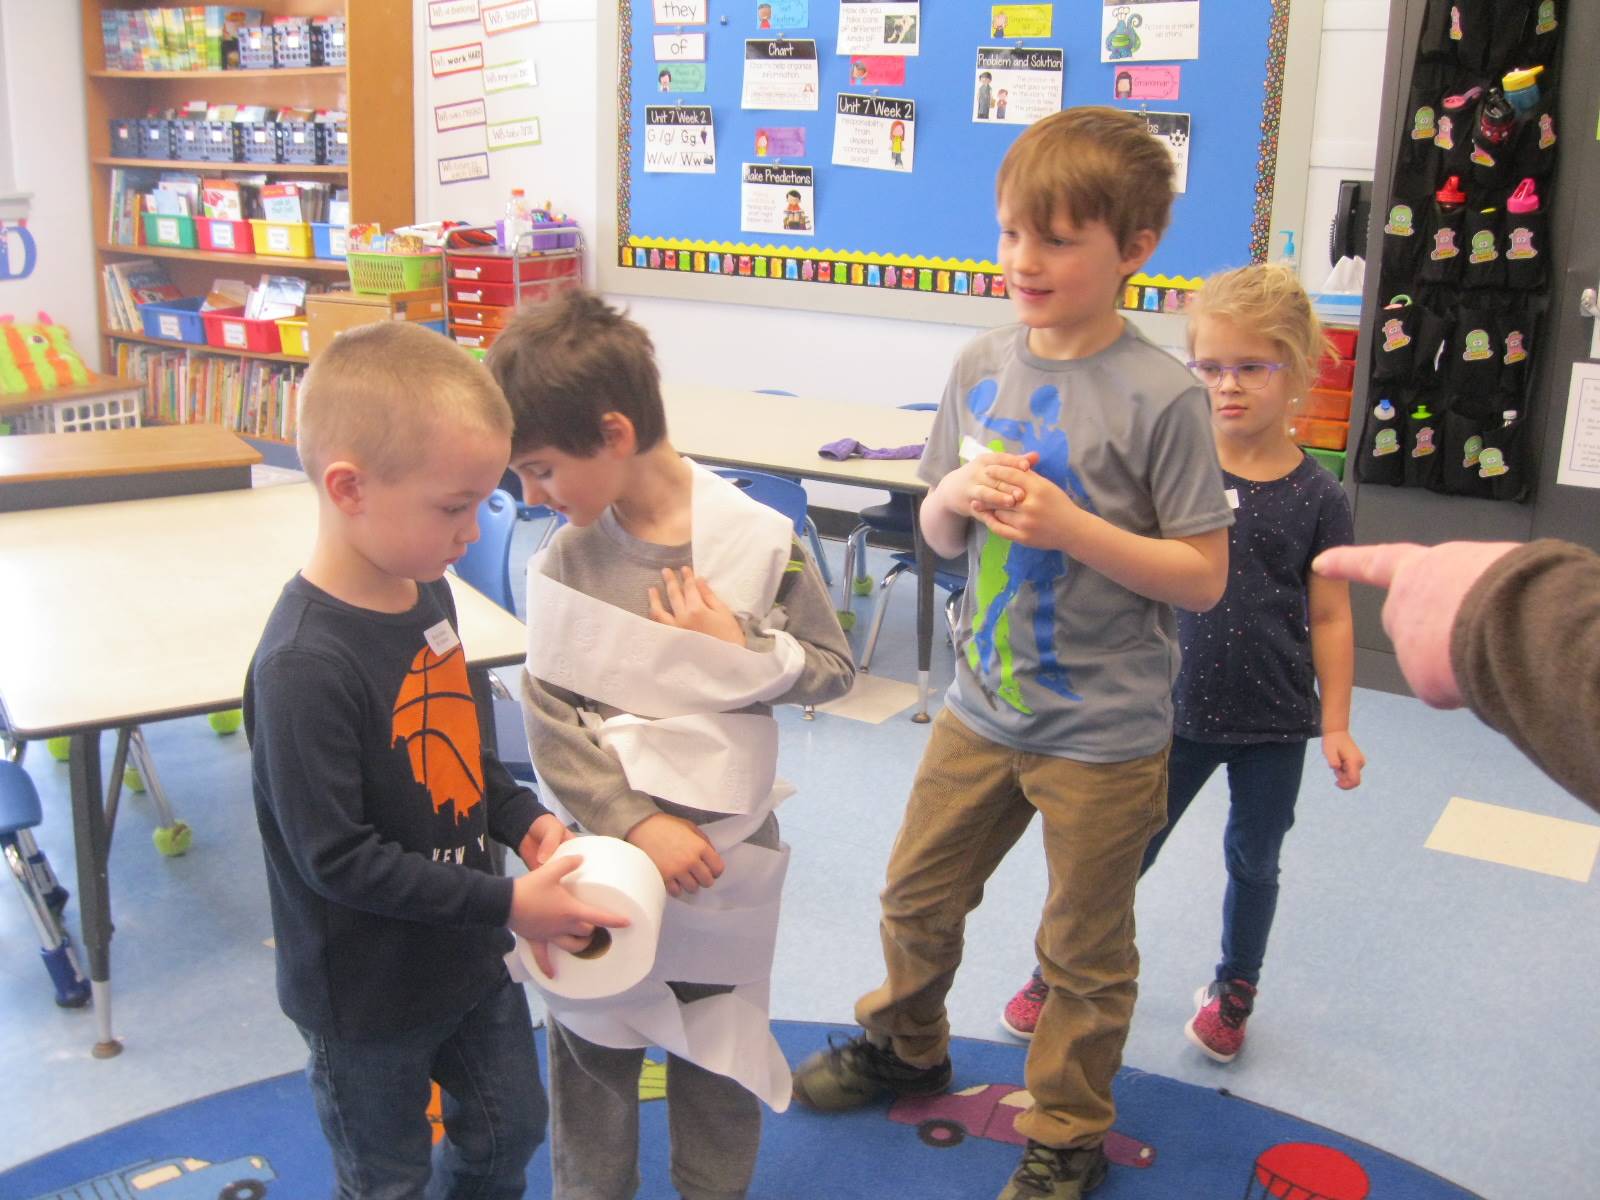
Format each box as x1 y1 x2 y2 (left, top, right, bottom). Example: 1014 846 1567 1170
511 462 854 1112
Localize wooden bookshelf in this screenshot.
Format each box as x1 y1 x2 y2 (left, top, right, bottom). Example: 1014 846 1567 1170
104 327 309 366
99 241 351 273
82 0 415 437
91 66 344 80
94 156 349 175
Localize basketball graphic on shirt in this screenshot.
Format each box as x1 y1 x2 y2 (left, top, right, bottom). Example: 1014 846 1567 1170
391 644 483 823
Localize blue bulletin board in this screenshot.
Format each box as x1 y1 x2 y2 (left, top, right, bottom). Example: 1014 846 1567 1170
598 0 1305 321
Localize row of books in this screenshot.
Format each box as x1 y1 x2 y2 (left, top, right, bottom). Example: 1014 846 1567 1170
113 341 304 441
103 259 184 332
101 7 264 71
107 168 348 242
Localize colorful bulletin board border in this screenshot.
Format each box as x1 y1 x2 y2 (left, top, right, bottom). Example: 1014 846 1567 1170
611 0 1294 317
620 236 1202 313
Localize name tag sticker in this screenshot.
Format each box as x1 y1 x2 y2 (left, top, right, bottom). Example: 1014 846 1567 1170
959 435 988 464
424 620 461 655
1224 488 1240 509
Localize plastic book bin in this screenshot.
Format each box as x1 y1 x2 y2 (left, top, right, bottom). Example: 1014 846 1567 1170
311 222 348 260
1305 447 1346 480
201 308 284 355
346 252 444 295
1288 416 1350 451
1296 389 1353 421
138 118 172 159
237 122 279 165
142 212 197 250
197 218 256 255
249 220 313 259
109 119 139 158
138 297 208 345
276 318 311 358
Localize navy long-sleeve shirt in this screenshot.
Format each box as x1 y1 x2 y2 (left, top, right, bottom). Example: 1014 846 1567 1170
244 575 546 1039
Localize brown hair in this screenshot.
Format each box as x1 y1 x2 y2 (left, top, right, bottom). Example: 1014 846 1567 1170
995 106 1175 252
486 290 665 456
296 321 510 482
1186 263 1331 399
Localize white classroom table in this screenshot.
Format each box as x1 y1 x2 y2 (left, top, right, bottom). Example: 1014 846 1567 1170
661 382 939 717
0 482 528 1058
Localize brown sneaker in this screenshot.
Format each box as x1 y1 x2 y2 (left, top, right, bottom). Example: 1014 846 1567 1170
995 1141 1109 1199
791 1032 951 1112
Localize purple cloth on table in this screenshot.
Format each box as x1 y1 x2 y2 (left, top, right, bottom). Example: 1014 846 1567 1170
817 438 925 462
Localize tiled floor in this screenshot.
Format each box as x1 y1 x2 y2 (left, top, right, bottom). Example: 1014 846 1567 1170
3 539 1596 1200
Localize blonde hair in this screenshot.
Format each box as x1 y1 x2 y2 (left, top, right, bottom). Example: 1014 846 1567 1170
1186 263 1331 398
297 321 512 482
995 106 1174 252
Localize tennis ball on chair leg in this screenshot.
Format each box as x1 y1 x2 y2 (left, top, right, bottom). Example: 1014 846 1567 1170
123 766 146 794
208 709 243 735
47 737 72 762
152 821 193 857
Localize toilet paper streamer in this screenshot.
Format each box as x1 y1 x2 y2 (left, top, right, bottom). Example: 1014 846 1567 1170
516 836 668 1001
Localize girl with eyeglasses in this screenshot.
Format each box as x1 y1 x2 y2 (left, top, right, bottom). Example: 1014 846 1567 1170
1002 263 1365 1064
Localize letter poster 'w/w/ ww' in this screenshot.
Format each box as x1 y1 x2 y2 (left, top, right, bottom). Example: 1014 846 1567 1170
644 105 718 174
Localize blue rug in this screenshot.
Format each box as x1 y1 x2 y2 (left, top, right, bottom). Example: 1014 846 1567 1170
3 1020 1478 1198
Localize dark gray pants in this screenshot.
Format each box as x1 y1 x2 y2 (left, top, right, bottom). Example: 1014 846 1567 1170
547 1014 760 1200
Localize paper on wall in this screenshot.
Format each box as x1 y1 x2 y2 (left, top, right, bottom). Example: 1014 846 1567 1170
836 0 920 56
1142 110 1191 192
832 93 915 173
973 46 1063 125
1101 0 1200 63
742 162 815 235
742 38 820 109
645 105 717 173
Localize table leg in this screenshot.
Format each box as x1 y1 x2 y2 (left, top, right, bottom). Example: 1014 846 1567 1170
911 515 933 724
68 730 121 1058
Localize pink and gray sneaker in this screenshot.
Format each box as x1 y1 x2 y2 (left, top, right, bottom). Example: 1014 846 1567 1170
1185 978 1256 1062
1001 974 1049 1040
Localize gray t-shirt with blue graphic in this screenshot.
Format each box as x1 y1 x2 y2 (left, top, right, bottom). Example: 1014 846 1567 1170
919 323 1233 762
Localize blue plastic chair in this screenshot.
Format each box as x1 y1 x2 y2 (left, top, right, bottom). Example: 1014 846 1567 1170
712 467 810 537
454 489 521 613
754 390 833 587
839 402 937 617
1 760 89 1007
859 552 966 673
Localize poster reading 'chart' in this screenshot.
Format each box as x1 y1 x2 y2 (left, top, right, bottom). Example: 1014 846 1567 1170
832 93 915 172
742 162 815 234
742 39 821 109
973 46 1064 125
644 105 717 173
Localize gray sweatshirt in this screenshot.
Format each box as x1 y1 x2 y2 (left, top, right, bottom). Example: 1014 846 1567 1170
521 508 855 842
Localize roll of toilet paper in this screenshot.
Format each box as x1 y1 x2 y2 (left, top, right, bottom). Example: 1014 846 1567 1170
520 835 668 1001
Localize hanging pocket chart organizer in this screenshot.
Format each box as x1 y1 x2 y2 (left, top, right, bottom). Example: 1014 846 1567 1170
598 0 1323 328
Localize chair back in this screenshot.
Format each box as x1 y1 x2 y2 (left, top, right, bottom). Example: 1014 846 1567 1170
453 489 519 613
712 468 808 537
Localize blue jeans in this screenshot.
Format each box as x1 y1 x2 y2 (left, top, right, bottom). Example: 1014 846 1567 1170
299 973 546 1200
1028 736 1307 989
1148 736 1307 986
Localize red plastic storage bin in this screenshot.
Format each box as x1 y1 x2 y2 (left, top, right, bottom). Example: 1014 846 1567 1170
202 307 285 354
1288 416 1349 451
1313 355 1356 391
1296 389 1353 421
1324 326 1359 360
446 253 580 285
451 328 500 350
446 276 577 307
448 302 515 329
196 217 256 255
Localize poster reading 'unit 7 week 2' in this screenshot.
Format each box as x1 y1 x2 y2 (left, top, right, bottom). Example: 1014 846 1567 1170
832 93 915 172
643 105 717 173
